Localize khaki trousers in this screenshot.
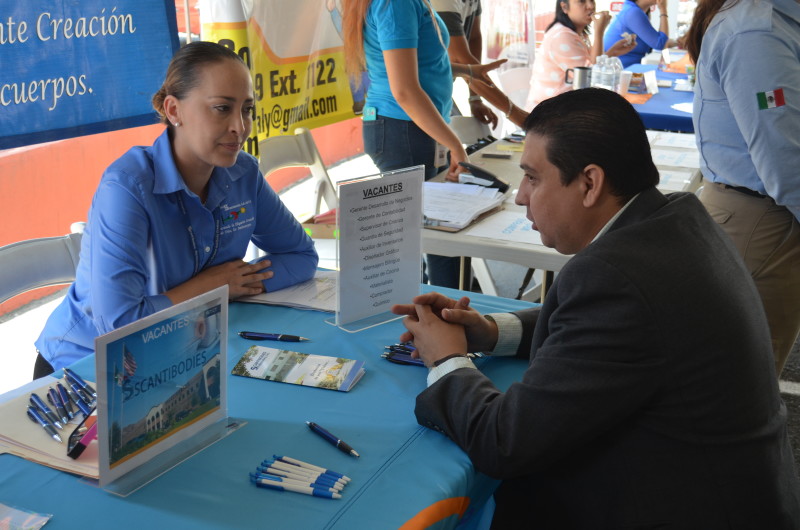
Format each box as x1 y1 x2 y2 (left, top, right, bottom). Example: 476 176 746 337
701 182 800 375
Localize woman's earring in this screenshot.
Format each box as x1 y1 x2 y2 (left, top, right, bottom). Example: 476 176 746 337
174 122 180 127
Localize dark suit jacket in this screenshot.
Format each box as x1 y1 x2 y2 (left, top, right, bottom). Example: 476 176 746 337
416 188 800 529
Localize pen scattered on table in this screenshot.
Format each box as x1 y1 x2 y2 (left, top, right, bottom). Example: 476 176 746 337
29 393 63 430
382 343 484 367
306 421 360 458
249 455 351 499
26 406 62 443
238 331 310 342
24 372 96 444
382 342 424 367
64 367 96 398
47 387 70 424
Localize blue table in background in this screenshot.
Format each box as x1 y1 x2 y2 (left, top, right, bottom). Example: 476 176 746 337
0 286 535 529
628 63 694 133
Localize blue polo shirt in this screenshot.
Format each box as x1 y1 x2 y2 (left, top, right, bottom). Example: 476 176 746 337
604 0 668 67
364 0 453 121
693 0 800 221
36 129 318 370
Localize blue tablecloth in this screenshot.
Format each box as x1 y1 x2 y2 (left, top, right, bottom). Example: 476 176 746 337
0 286 535 529
627 64 694 133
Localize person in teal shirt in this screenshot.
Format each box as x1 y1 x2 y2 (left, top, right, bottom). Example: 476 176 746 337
342 0 501 288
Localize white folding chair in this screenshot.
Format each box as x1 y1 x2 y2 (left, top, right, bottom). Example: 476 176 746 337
255 128 338 263
258 127 337 217
0 231 82 305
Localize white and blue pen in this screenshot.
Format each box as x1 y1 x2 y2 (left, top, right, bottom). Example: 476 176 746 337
259 462 344 488
263 459 346 485
274 455 351 482
250 472 340 493
251 475 342 499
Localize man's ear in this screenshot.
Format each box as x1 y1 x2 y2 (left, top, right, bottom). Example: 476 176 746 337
579 164 606 208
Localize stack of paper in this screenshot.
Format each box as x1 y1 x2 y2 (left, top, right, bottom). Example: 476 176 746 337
239 270 337 312
423 182 505 231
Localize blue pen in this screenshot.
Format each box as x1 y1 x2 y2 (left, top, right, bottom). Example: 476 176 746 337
306 422 360 458
238 331 309 342
30 393 63 430
66 384 92 417
64 367 97 398
47 387 69 424
27 406 62 443
56 382 76 420
251 476 342 499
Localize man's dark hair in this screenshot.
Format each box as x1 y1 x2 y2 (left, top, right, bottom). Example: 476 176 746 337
523 88 659 202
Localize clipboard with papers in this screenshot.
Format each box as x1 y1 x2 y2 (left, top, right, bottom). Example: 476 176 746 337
423 181 506 232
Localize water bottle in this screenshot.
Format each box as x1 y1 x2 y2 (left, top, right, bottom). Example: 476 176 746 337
591 56 605 89
591 55 614 90
608 56 624 93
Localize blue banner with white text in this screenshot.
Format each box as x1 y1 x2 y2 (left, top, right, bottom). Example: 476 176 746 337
0 0 179 150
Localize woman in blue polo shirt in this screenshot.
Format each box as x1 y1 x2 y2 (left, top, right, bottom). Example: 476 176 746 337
604 0 676 67
34 42 318 376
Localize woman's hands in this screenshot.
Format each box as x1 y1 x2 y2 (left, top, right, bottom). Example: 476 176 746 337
470 59 507 84
446 145 470 182
453 58 507 85
607 37 637 57
592 11 612 32
166 259 273 305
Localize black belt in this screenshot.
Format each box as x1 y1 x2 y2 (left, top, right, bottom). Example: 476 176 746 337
722 184 767 199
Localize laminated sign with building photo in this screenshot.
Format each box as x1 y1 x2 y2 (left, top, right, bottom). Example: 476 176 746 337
95 287 229 489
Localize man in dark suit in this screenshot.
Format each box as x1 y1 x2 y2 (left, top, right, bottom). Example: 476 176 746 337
392 88 800 529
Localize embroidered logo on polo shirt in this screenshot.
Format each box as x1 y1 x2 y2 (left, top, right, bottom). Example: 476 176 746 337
222 207 246 224
756 88 785 110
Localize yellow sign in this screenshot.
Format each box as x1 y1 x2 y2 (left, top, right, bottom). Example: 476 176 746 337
201 0 362 151
201 20 261 157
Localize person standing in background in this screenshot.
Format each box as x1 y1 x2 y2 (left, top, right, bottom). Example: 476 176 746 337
432 0 499 128
526 0 635 109
604 0 676 68
686 0 800 375
341 0 503 288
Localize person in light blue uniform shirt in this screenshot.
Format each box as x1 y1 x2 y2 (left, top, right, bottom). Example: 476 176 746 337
604 0 674 67
687 0 800 374
35 42 318 375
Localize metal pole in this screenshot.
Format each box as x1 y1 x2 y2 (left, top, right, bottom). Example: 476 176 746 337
184 0 192 43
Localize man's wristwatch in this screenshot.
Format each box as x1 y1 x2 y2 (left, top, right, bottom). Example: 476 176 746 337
433 353 470 367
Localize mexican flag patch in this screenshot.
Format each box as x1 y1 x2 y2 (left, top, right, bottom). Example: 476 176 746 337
757 88 785 109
